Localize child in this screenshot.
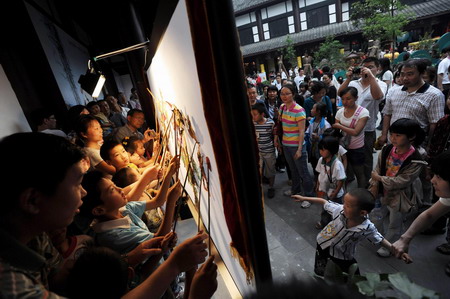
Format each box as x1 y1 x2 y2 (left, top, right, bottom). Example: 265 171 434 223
292 188 411 276
122 136 155 168
251 103 277 198
86 101 115 137
369 118 427 257
75 115 116 178
80 156 180 254
315 136 346 229
392 150 450 276
306 102 331 177
322 128 348 171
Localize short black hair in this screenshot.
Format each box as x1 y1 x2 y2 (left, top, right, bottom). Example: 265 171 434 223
30 107 55 128
323 127 343 139
100 139 122 161
389 118 425 146
402 58 429 74
67 246 128 299
112 167 139 188
0 133 84 217
251 103 267 115
79 170 105 218
339 86 358 98
267 85 278 93
361 56 380 67
431 150 450 183
318 136 339 155
313 101 327 117
347 188 375 213
122 136 141 155
310 81 327 95
247 83 256 89
127 108 144 117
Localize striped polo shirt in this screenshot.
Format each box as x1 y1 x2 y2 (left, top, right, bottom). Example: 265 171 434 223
254 119 275 153
280 103 306 147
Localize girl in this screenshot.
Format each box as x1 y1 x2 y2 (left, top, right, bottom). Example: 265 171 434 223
306 102 331 178
75 115 116 178
332 87 369 188
315 136 346 229
275 84 314 208
369 118 427 257
122 136 155 168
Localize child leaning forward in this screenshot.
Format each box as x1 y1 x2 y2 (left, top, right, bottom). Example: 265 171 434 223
292 188 411 276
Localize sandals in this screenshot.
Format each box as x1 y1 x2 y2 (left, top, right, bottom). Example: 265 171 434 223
436 243 450 255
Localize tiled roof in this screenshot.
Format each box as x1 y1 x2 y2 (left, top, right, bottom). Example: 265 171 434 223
232 0 276 14
239 0 450 57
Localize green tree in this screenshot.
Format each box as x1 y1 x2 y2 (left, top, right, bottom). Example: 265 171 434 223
282 35 297 68
350 0 413 50
314 36 345 70
416 31 436 51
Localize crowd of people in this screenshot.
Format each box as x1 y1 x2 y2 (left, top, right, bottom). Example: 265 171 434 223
0 89 219 298
250 49 450 277
2 49 450 298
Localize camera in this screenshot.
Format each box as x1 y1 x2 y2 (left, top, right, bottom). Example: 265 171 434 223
352 67 361 74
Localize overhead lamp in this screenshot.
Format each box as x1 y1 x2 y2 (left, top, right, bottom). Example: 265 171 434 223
78 60 106 98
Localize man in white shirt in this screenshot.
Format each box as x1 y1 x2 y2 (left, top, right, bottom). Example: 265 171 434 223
294 69 305 90
338 57 387 187
437 48 450 94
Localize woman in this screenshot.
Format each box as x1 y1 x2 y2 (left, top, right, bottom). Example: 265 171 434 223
275 84 314 208
75 114 116 178
332 87 369 188
303 81 333 122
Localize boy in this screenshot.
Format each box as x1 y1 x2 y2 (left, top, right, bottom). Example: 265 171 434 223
0 133 209 298
393 150 450 276
292 188 411 275
251 102 277 198
315 136 346 229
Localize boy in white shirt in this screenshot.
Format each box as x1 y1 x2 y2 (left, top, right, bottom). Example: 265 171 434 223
293 188 411 276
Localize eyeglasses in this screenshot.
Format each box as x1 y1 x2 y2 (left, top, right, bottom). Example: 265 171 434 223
280 93 292 96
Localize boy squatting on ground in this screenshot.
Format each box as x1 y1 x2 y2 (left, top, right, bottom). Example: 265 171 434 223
292 188 411 275
0 132 212 299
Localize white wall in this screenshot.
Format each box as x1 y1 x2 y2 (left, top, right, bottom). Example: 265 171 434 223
0 64 31 138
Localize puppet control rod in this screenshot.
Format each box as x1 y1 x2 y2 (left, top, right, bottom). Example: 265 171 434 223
93 40 150 61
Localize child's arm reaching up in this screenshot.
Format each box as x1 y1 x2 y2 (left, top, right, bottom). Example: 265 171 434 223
292 194 328 206
127 165 160 202
379 239 412 264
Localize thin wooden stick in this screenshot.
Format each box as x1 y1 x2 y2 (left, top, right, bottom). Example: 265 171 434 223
153 113 174 166
197 159 204 233
172 142 198 232
206 157 211 256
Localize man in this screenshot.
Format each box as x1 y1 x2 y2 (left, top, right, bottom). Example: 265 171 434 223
272 74 282 90
31 107 68 138
294 69 305 90
129 87 142 110
0 133 211 298
379 59 445 148
338 57 387 187
437 48 450 97
114 109 155 147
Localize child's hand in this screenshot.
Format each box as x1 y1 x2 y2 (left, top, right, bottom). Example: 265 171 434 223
169 231 208 273
188 255 218 299
161 232 177 253
168 180 183 203
168 155 180 175
127 236 164 267
291 194 306 202
371 171 381 182
401 252 413 264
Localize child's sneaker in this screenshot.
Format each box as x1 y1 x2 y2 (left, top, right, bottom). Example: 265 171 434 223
301 201 311 208
283 190 292 196
268 188 275 198
376 247 391 257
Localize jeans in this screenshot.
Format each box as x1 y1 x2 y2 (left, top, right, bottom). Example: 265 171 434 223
380 205 404 242
283 146 314 196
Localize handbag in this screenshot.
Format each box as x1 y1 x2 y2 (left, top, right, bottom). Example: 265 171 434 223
273 106 284 140
340 106 364 148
